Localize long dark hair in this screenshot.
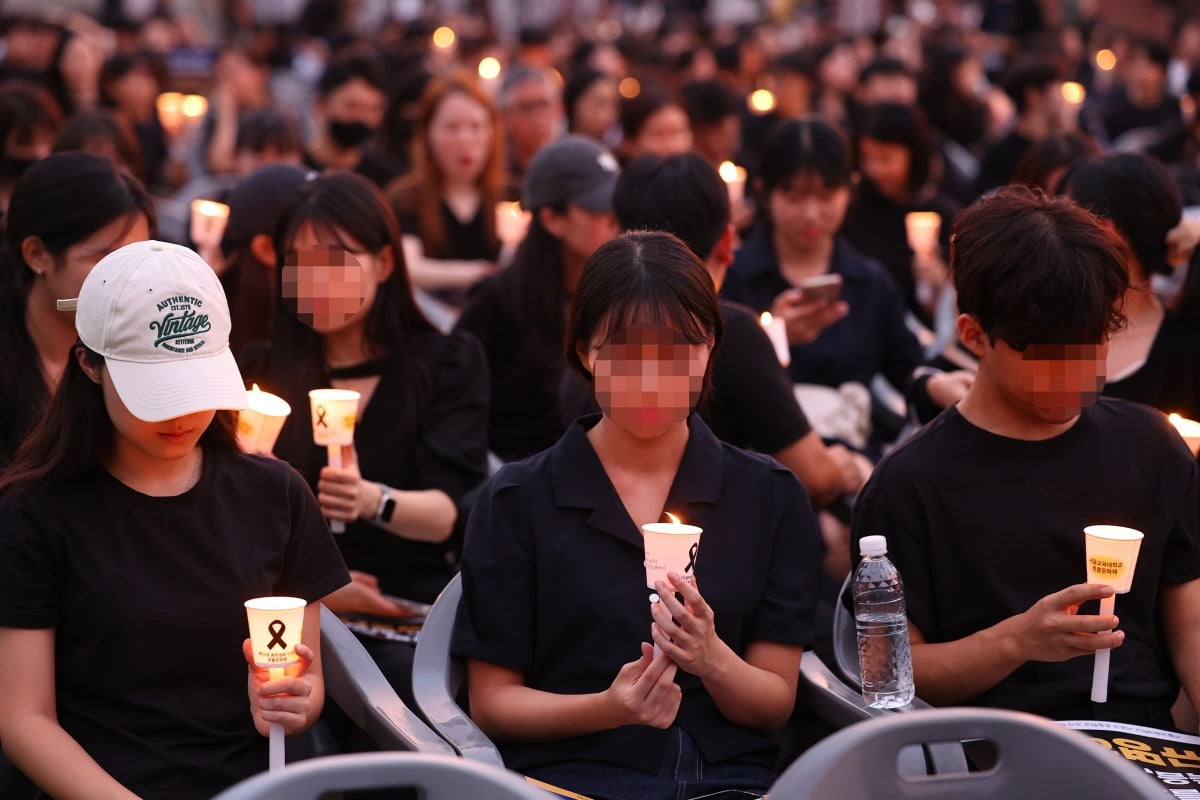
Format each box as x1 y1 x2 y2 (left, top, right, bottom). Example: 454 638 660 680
267 170 436 389
0 345 239 499
856 101 936 199
499 206 570 348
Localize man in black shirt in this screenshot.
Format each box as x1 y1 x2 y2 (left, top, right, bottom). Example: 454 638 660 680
852 187 1200 726
304 54 399 188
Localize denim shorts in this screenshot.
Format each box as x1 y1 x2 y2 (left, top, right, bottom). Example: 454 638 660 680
524 726 775 800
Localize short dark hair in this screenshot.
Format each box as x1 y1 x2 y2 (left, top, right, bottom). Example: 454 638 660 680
951 186 1129 350
566 230 724 402
1000 57 1060 114
317 53 384 99
680 80 741 128
563 67 610 131
613 153 729 261
98 50 166 107
1061 152 1182 278
1131 37 1170 70
760 116 853 197
619 82 682 141
858 56 911 86
1009 132 1097 191
856 101 934 193
236 106 302 155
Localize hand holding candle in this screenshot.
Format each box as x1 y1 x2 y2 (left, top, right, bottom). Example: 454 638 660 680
495 201 531 250
1084 525 1144 703
308 389 361 533
244 597 307 772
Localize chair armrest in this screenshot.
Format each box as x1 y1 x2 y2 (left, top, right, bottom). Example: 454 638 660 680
319 605 455 755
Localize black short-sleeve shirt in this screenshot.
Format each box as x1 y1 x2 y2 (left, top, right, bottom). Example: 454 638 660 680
452 414 823 773
0 448 350 799
269 330 490 603
851 399 1200 721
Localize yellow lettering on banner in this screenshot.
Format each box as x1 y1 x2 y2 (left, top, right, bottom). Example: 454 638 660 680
1164 748 1200 769
1116 737 1167 766
1091 737 1114 750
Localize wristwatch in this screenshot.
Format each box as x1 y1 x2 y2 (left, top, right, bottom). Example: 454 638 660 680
374 483 396 524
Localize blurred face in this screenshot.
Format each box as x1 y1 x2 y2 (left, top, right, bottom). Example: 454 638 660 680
631 105 693 159
36 212 150 313
544 204 618 264
572 78 619 140
504 78 563 158
281 224 392 335
107 64 160 120
858 74 918 106
583 323 710 439
428 90 493 185
1126 50 1166 100
983 338 1108 424
320 77 386 138
91 361 215 461
858 137 911 201
820 44 859 93
767 174 850 253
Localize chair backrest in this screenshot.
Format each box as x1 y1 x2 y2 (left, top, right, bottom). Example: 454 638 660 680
410 573 505 765
771 706 1165 799
318 605 455 755
832 573 861 687
211 751 549 800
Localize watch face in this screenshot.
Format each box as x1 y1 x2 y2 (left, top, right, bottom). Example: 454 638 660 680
381 494 397 523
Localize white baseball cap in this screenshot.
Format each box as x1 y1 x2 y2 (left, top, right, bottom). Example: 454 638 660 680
57 240 248 422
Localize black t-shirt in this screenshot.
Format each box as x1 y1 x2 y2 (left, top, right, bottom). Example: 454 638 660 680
455 273 566 462
0 448 350 800
0 291 49 467
1101 89 1185 162
452 414 822 773
1104 311 1200 421
302 150 401 189
851 400 1200 722
722 230 923 393
397 201 499 263
560 300 813 458
268 330 490 603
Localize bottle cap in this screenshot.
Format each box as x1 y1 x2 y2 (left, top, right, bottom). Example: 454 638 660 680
859 535 888 557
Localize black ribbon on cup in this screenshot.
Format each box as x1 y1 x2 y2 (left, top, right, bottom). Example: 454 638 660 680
267 619 287 650
315 405 328 428
685 542 698 574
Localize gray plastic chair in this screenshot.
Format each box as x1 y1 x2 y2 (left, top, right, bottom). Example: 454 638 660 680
211 751 550 800
770 706 1164 799
410 573 506 765
319 605 456 754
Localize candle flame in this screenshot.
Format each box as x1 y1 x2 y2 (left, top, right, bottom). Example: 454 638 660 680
749 89 776 114
181 94 208 118
478 57 502 81
251 383 262 394
718 160 739 182
194 199 230 218
1061 81 1086 105
665 512 681 525
1170 413 1183 425
432 26 455 49
619 77 641 98
760 311 774 326
1095 49 1116 71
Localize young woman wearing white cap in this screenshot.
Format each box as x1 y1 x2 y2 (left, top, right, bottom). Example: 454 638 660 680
0 240 350 800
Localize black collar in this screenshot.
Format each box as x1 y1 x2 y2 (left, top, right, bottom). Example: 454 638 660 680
550 414 725 549
737 227 873 285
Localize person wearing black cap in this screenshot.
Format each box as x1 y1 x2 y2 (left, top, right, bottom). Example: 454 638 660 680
456 135 618 462
219 163 313 360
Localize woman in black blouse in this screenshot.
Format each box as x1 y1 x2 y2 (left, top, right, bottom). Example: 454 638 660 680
454 231 821 800
258 171 489 694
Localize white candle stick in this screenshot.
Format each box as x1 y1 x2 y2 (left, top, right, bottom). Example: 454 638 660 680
327 445 344 533
269 666 285 771
1091 594 1115 703
759 312 791 368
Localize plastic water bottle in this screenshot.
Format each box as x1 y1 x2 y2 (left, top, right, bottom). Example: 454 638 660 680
852 535 915 709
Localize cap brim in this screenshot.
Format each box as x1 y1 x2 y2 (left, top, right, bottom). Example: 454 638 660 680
105 346 248 422
573 175 617 213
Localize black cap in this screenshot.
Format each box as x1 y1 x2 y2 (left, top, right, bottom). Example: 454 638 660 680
220 164 315 254
522 135 619 213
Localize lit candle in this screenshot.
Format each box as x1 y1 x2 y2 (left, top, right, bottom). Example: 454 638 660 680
190 199 230 251
759 311 791 368
237 384 292 455
719 160 747 209
308 389 361 533
643 512 702 658
244 596 307 772
748 88 777 114
157 92 185 137
478 56 502 82
904 211 941 257
494 201 531 249
181 94 208 122
1169 413 1200 457
432 26 455 49
1083 525 1144 703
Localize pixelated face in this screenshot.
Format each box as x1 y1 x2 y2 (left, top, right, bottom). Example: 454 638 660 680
991 339 1108 423
281 234 378 334
585 323 710 438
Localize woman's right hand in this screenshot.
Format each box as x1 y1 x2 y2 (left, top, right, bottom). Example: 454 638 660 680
603 642 681 729
771 288 849 346
321 570 411 617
